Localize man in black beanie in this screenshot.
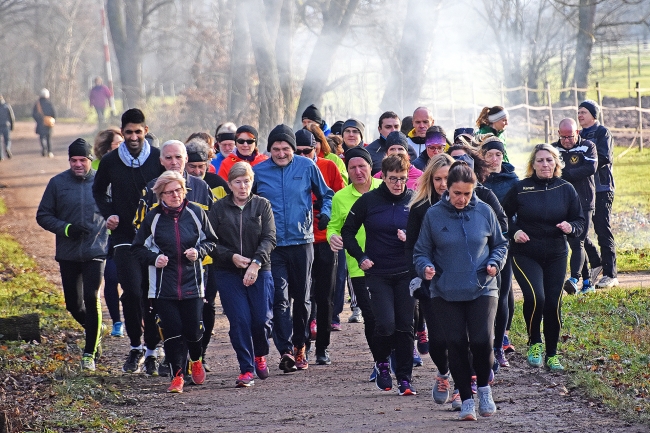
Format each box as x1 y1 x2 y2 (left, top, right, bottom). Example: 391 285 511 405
253 124 334 372
302 104 332 136
37 138 109 372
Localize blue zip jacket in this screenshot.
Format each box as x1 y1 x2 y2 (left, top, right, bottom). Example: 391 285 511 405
413 191 508 301
253 155 333 246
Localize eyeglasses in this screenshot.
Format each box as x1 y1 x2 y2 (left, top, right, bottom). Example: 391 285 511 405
295 148 314 155
387 176 408 185
236 139 256 145
161 188 184 196
426 144 445 151
559 135 575 140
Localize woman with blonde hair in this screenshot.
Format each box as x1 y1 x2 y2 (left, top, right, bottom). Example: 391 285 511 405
132 170 217 393
502 144 584 372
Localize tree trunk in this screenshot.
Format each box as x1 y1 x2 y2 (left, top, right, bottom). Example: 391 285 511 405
228 1 251 122
0 313 40 342
380 0 441 114
573 0 597 101
244 0 284 142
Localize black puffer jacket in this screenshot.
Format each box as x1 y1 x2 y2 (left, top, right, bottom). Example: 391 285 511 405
553 137 597 210
208 194 276 273
36 169 108 262
131 201 217 300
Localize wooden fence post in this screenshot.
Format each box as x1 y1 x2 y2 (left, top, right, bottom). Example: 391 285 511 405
546 82 554 138
525 81 531 143
628 56 632 98
637 82 643 151
544 118 550 143
596 81 604 126
573 81 579 126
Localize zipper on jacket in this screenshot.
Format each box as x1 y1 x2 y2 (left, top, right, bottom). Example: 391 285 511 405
175 216 182 299
239 208 243 256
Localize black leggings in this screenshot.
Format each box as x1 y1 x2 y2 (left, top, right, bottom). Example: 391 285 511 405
420 296 449 375
494 253 513 349
59 259 105 356
202 263 218 358
103 257 121 324
512 254 567 357
432 295 497 402
350 276 376 355
569 209 592 280
366 272 415 382
311 242 337 351
155 297 203 377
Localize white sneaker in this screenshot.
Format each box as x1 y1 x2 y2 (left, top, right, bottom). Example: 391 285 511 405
596 275 619 289
348 307 363 323
589 266 603 284
458 398 477 421
477 385 496 417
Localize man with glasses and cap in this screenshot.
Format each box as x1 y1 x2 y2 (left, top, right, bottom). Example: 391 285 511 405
413 126 449 171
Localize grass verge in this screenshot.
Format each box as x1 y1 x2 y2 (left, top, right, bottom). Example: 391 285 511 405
510 287 650 425
0 233 135 432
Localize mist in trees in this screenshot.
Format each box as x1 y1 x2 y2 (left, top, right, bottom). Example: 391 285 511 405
0 0 648 139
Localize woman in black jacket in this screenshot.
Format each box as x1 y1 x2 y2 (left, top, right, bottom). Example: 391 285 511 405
502 144 585 372
132 170 217 393
208 162 276 388
342 155 415 396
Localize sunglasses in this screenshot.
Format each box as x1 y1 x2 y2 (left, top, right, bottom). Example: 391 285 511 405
236 139 256 145
295 148 314 155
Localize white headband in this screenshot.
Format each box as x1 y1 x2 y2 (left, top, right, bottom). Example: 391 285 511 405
488 109 508 123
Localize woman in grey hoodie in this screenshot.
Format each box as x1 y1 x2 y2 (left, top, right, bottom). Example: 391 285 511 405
413 161 508 421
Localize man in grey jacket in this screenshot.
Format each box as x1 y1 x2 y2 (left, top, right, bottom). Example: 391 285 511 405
36 138 108 372
0 95 15 160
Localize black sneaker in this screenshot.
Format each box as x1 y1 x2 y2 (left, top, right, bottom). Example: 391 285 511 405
316 349 331 365
398 379 416 396
278 352 297 373
375 361 392 391
158 358 171 377
144 355 159 376
122 349 145 373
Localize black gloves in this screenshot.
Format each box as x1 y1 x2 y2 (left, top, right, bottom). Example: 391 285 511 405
66 224 89 240
317 214 330 231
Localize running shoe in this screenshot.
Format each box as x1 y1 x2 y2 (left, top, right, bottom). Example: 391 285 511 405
316 349 331 365
122 348 145 373
502 334 515 353
94 323 106 361
413 347 423 367
527 343 544 368
369 365 377 382
579 283 596 295
144 355 159 377
331 323 342 331
416 328 429 355
458 398 477 421
111 322 124 337
432 373 451 404
375 361 392 391
189 359 206 385
294 346 308 370
167 373 184 393
348 307 363 323
545 355 565 372
236 371 255 388
451 390 462 410
492 357 500 374
158 358 171 377
589 266 603 285
255 356 269 379
477 385 496 417
201 359 211 373
489 369 494 385
563 277 578 295
596 276 619 289
309 319 317 340
398 379 416 396
470 376 477 394
494 348 510 368
279 352 297 373
81 354 95 372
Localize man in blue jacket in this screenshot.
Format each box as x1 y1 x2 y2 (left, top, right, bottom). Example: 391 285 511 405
253 124 334 373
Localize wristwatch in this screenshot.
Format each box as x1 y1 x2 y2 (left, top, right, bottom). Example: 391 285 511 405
251 259 262 267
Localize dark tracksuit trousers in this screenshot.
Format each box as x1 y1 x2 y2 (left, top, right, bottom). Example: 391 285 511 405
218 270 273 374
103 257 121 324
569 209 592 280
432 295 497 402
584 191 617 278
311 242 337 352
494 252 513 349
350 276 376 354
202 262 219 358
271 244 314 355
155 297 203 377
366 272 415 382
59 259 105 356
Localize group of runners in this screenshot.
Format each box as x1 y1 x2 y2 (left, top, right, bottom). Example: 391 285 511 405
36 99 617 421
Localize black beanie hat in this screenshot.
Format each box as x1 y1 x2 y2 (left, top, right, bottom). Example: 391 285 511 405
267 124 296 151
331 121 344 135
579 100 600 120
295 129 316 147
302 104 323 125
385 131 408 151
481 137 505 154
236 125 258 142
344 146 372 169
68 138 93 160
342 118 365 141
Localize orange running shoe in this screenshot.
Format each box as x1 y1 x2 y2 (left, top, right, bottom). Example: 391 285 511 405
167 373 184 393
189 359 206 385
294 346 308 370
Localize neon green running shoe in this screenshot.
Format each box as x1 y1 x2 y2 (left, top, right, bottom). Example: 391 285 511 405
545 355 565 372
527 343 544 367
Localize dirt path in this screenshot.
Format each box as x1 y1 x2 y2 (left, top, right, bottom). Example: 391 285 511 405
1 122 648 432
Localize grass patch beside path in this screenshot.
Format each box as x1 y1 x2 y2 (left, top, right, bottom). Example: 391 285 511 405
0 233 135 432
510 287 650 424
